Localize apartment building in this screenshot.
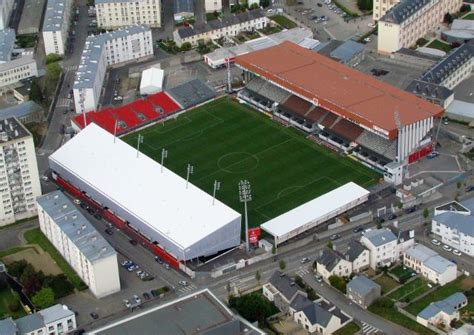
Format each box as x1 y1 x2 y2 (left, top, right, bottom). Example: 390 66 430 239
378 0 463 54
263 271 307 313
95 0 161 29
173 9 269 46
0 29 15 63
373 0 400 21
404 244 457 286
0 0 13 30
0 304 76 334
73 25 153 114
37 191 121 298
42 0 73 55
0 117 41 226
347 276 381 309
0 55 39 94
432 198 474 257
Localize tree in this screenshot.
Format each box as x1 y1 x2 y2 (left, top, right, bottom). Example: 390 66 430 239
444 13 454 24
180 42 192 52
45 53 62 64
8 301 20 313
29 79 43 105
8 260 28 279
271 245 276 255
44 62 63 98
255 271 261 283
250 3 259 10
327 240 333 249
328 275 346 293
457 181 462 189
228 292 277 323
460 4 470 13
357 0 373 11
260 0 270 7
32 287 55 309
306 287 318 301
44 274 74 299
397 202 403 210
423 208 429 220
294 275 305 289
279 259 286 271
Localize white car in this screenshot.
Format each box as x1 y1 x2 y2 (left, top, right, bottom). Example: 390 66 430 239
452 249 462 256
315 275 323 283
300 257 311 264
363 37 371 43
133 294 141 304
123 299 131 308
443 245 452 252
368 23 376 28
179 280 188 286
431 239 441 246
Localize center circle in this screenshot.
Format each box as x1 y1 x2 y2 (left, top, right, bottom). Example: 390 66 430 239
217 152 260 174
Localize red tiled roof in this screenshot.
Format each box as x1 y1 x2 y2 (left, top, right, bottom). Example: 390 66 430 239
235 41 444 140
331 118 364 142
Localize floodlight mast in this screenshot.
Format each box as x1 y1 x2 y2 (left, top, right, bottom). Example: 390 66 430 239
186 164 194 189
136 134 144 158
239 180 252 253
212 180 221 205
161 148 168 173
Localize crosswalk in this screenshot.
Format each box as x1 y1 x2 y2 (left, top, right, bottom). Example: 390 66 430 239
64 65 78 72
176 283 197 296
57 98 72 108
227 275 258 294
361 322 382 334
296 267 311 277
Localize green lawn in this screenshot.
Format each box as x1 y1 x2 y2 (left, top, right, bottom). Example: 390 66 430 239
389 265 414 283
333 321 360 335
374 275 400 294
462 13 474 20
0 287 26 319
123 98 379 228
405 276 467 316
270 15 297 29
388 278 431 302
426 39 453 53
24 228 87 291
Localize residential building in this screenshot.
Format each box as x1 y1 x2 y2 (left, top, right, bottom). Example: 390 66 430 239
95 0 161 29
0 29 15 63
205 0 221 13
432 198 474 257
345 240 370 272
263 271 307 313
450 324 474 335
393 225 416 256
0 304 76 335
360 228 398 269
0 101 44 124
404 244 457 286
173 9 269 47
0 0 13 30
90 289 265 334
42 0 73 55
37 191 121 298
346 276 381 308
0 55 39 95
378 0 463 54
0 117 41 226
294 302 343 334
417 293 467 328
316 248 353 281
73 25 153 114
373 0 400 21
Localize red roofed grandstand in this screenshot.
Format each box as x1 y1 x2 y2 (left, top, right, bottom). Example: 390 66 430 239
235 41 445 184
72 91 180 135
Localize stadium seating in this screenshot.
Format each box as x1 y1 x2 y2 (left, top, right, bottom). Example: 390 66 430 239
356 130 397 161
330 118 364 142
280 95 313 118
246 77 290 104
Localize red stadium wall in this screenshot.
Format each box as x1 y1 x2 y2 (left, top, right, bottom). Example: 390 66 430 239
408 144 433 164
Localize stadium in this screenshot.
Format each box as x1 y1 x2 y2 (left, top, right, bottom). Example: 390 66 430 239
235 41 444 185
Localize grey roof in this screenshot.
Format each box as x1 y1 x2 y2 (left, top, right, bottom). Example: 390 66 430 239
424 255 456 274
268 271 302 301
36 191 116 263
363 229 397 247
420 41 474 85
174 0 193 14
0 29 15 62
289 294 313 312
418 292 467 320
393 227 414 244
434 212 474 237
381 0 431 25
405 80 454 104
15 314 44 334
300 303 335 327
451 324 474 335
405 244 437 263
344 240 366 262
0 101 44 120
317 248 343 272
313 39 343 57
0 318 17 335
38 304 74 324
0 54 36 73
0 117 31 143
461 198 474 212
330 40 364 63
347 276 380 296
74 25 150 90
177 9 265 39
42 0 71 32
166 79 216 109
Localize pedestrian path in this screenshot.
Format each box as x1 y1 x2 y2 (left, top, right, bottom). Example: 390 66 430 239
57 98 72 108
64 65 78 71
361 322 382 334
176 283 197 296
296 266 311 277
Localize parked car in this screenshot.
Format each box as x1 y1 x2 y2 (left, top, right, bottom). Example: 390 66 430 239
114 96 123 101
300 257 311 263
90 312 99 319
121 260 133 267
73 199 81 205
178 280 188 286
129 239 138 246
127 264 139 272
465 185 474 193
133 294 141 304
329 234 341 241
164 264 170 270
388 213 397 220
405 207 417 214
94 214 102 220
154 256 163 264
143 292 151 300
105 228 113 235
452 249 462 256
427 151 439 159
315 275 323 283
123 299 131 308
353 226 363 233
443 245 452 252
431 239 441 246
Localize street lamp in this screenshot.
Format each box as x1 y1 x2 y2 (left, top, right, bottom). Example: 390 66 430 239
136 134 144 158
161 148 168 173
239 180 252 253
186 164 194 189
212 180 221 205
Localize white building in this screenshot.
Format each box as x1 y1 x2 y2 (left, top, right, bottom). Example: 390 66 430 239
42 0 73 55
95 0 161 29
0 55 38 94
373 0 400 21
417 293 467 328
0 304 76 334
205 0 222 13
378 0 463 54
316 248 353 281
73 25 153 114
432 198 474 256
37 191 121 298
0 0 13 30
139 67 163 95
404 244 457 286
294 303 343 335
0 117 41 226
173 8 269 47
48 123 241 262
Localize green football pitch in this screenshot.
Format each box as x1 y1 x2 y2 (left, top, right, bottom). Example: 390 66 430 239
124 98 380 227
